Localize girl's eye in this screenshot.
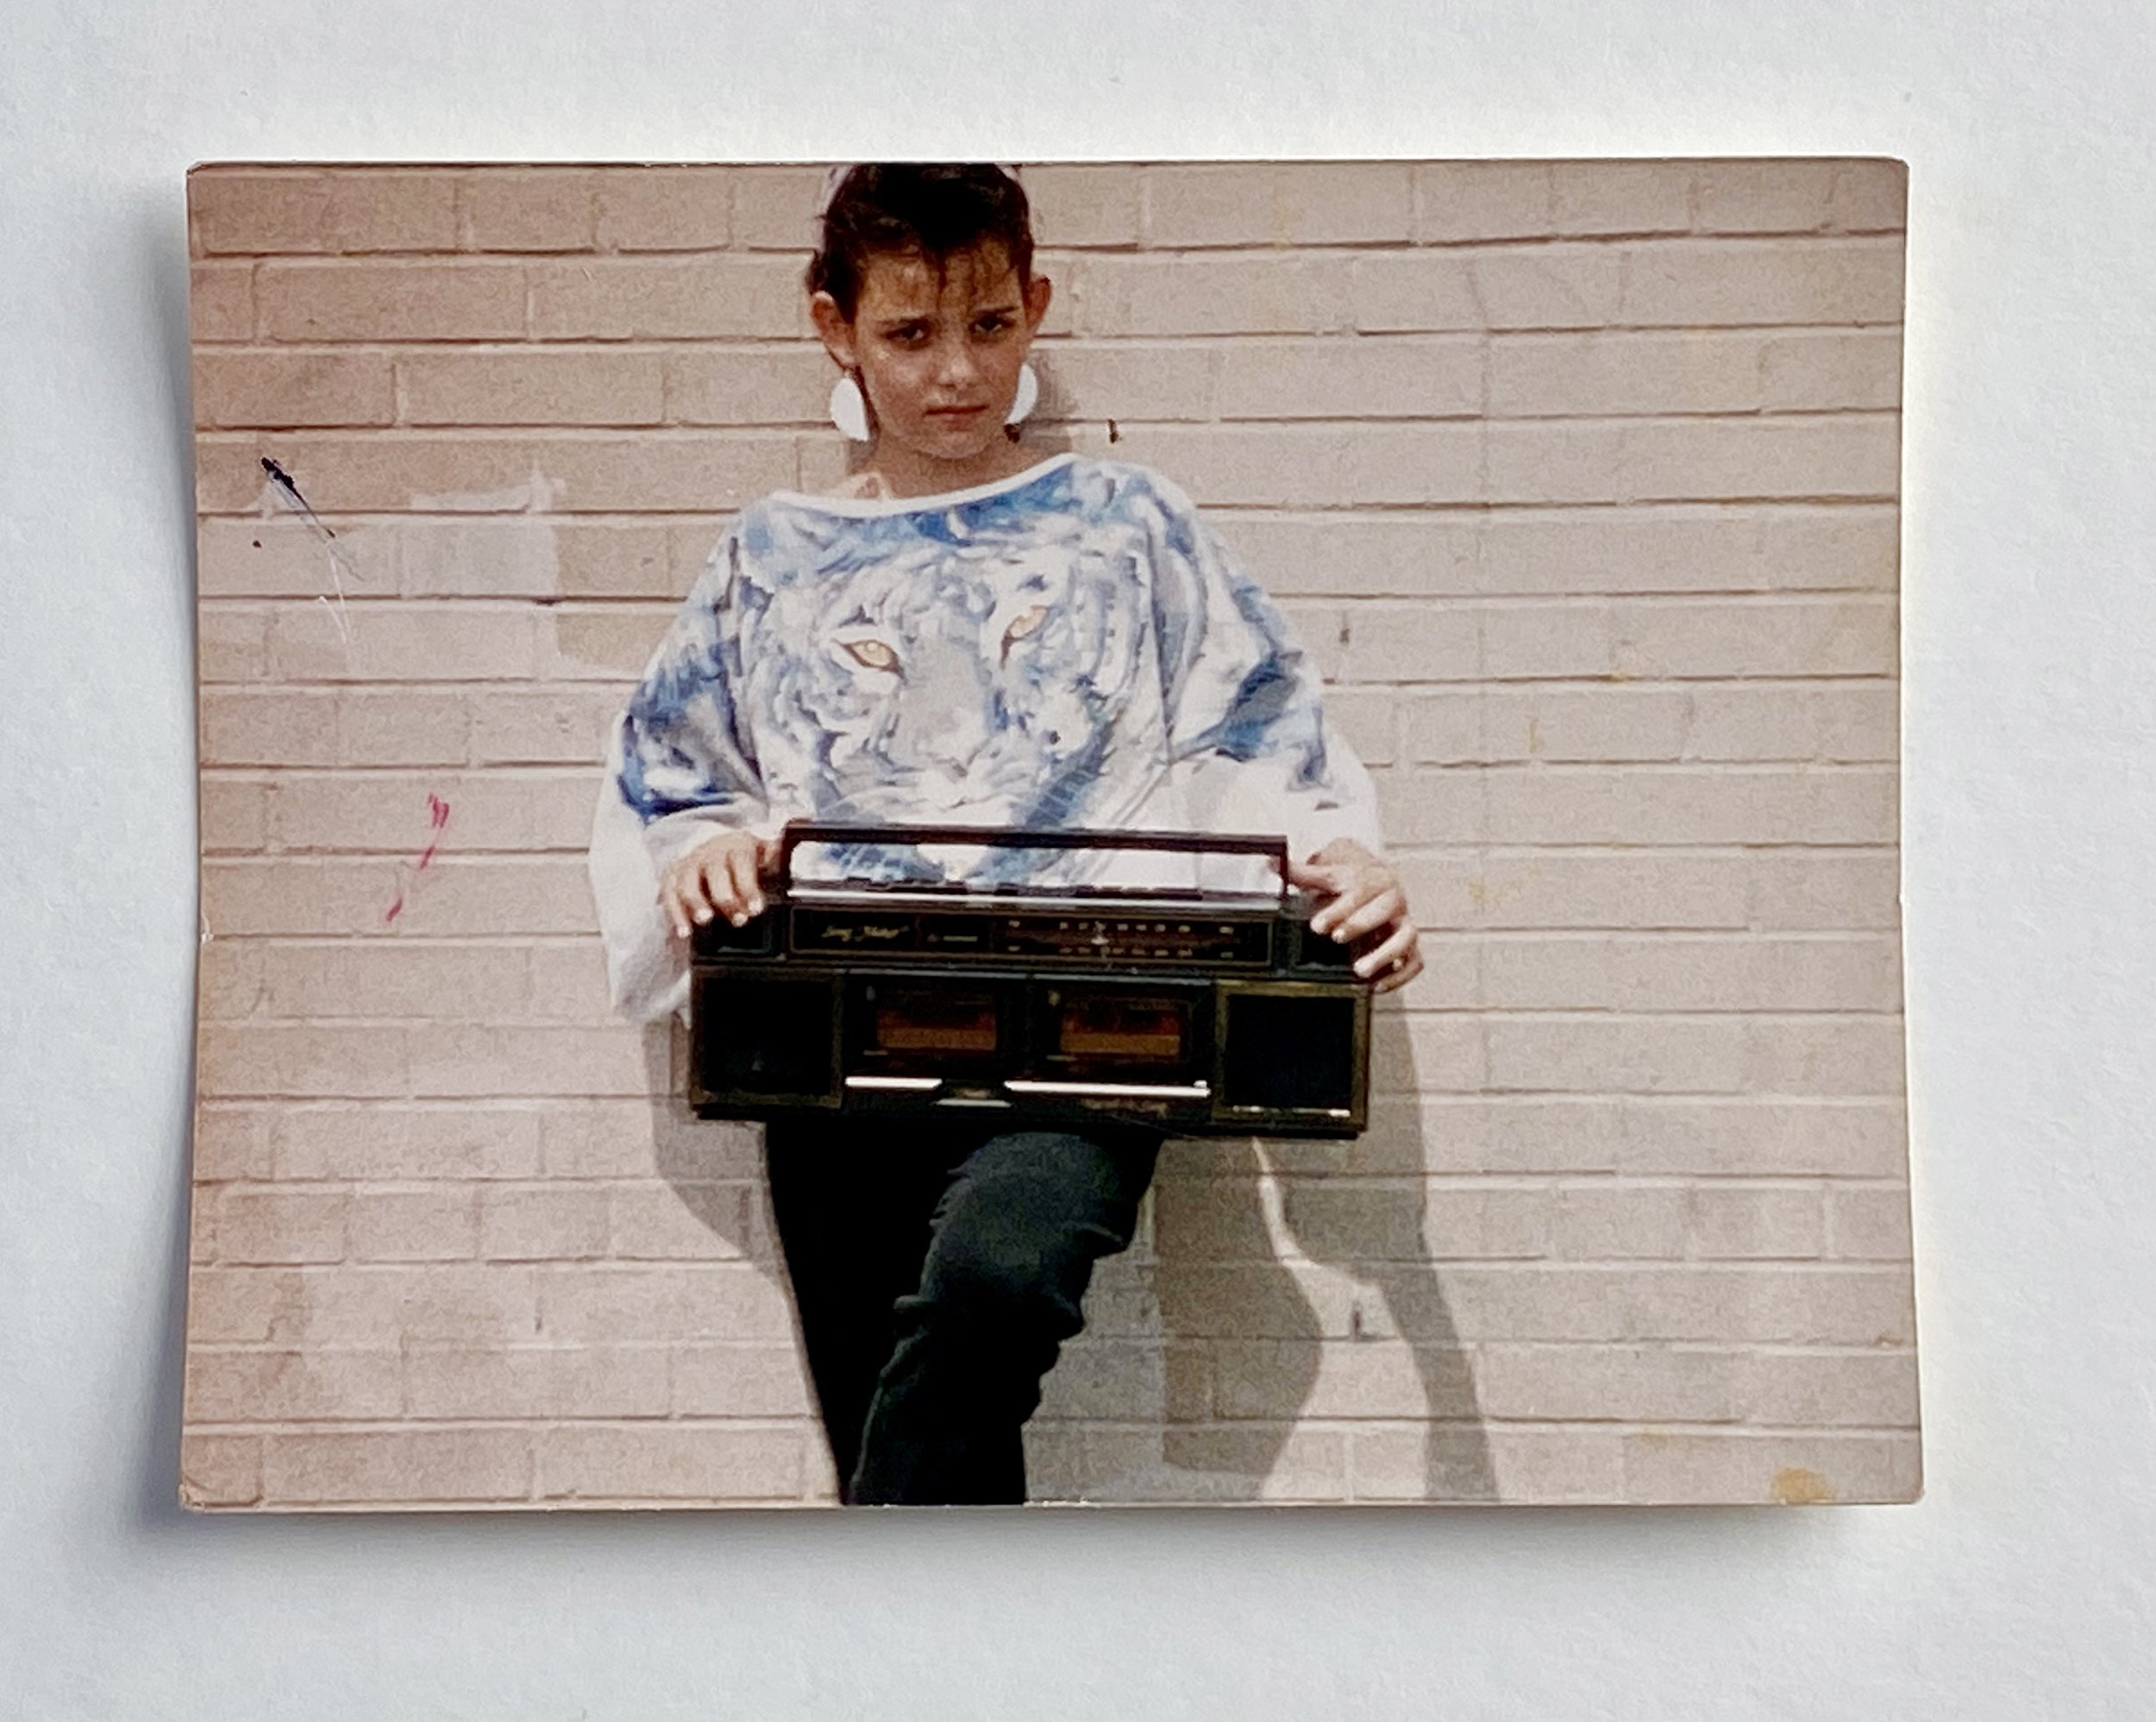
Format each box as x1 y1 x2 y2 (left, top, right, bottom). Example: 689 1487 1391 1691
1000 604 1048 661
843 639 900 673
973 315 1012 337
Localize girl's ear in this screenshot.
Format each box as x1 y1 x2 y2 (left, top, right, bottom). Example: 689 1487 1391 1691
810 291 857 369
1022 272 1054 335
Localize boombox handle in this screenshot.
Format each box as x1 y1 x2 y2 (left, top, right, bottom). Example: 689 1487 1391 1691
777 822 1294 909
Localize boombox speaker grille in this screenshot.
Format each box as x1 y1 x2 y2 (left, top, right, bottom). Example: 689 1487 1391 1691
694 975 839 1103
1219 989 1357 1115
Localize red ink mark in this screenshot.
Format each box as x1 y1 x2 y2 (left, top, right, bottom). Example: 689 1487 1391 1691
417 793 450 867
384 794 453 924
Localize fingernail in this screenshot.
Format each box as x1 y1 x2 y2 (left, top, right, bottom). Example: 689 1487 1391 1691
730 911 748 927
693 905 711 924
1332 929 1348 942
748 898 764 917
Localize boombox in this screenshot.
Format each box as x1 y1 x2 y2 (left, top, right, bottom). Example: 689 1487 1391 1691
687 823 1371 1137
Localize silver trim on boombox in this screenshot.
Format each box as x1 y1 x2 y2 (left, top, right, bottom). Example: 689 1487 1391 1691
1004 1079 1213 1100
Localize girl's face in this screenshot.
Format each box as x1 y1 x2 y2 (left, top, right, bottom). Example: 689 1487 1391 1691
812 241 1053 473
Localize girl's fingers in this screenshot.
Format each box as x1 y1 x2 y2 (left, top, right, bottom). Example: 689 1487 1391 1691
681 857 721 927
701 851 743 923
1355 919 1418 980
724 845 762 923
1333 883 1406 943
1372 943 1425 995
1298 869 1350 931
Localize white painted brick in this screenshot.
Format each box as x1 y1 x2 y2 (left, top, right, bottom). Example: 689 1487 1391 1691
191 1105 279 1180
1219 513 1481 598
1485 416 1901 505
1551 1182 1689 1259
609 1182 759 1260
1612 1099 1907 1178
536 1264 797 1344
1490 331 1764 416
1073 253 1355 336
1476 933 1902 1011
1620 1430 1919 1504
180 1433 263 1507
523 940 616 1021
1144 162 1413 247
1687 1184 1826 1258
1471 245 1626 329
198 1024 409 1100
266 767 598 854
1438 1262 1915 1346
1412 162 1553 243
405 1023 648 1099
1021 165 1141 247
1481 687 1692 762
1827 1184 1915 1259
1348 251 1482 332
404 1344 669 1418
187 1262 538 1349
729 166 827 248
1683 684 1901 762
1742 1018 1908 1096
1551 160 1694 235
273 1105 543 1181
1619 237 1905 327
200 856 597 938
1213 335 1481 420
213 1187 349 1263
1394 850 1753 931
263 1428 531 1506
1477 1342 1740 1420
1735 1349 1919 1425
1747 852 1903 930
254 942 529 1019
1478 504 1900 596
1340 602 1479 681
1030 339 1215 423
346 1186 479 1262
1761 329 1903 410
670 1344 818 1418
1484 1016 1750 1094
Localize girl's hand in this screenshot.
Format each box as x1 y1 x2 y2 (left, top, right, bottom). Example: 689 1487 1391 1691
661 830 780 939
1286 840 1424 995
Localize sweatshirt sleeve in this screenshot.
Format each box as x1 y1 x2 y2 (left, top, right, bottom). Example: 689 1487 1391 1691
586 525 775 1024
1142 473 1386 862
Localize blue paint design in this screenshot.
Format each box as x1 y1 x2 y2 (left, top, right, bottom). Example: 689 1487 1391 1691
611 455 1373 884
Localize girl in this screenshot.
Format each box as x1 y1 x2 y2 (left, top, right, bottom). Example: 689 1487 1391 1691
588 163 1421 1505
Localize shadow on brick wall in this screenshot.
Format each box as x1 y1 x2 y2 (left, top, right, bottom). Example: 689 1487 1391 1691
645 1024 839 1500
1149 1111 1498 1504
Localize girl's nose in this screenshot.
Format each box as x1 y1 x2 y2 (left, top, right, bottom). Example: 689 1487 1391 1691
933 335 980 386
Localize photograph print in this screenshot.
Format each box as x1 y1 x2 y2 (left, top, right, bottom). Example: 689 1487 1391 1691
185 157 1915 1509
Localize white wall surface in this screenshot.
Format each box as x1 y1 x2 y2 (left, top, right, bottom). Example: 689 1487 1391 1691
2 2 2148 1715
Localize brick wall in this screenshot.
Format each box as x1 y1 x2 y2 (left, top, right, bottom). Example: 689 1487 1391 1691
185 160 1914 1508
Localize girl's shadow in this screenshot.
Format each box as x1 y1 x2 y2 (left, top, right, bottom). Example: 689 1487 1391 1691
1032 1008 1498 1503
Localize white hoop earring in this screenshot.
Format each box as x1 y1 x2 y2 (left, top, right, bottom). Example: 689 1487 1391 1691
829 373 872 442
1006 361 1039 427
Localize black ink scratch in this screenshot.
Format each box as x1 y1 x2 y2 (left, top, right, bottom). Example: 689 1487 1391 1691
1107 419 1121 443
260 457 335 538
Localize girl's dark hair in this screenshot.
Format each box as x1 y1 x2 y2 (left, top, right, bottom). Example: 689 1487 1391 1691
807 164 1035 320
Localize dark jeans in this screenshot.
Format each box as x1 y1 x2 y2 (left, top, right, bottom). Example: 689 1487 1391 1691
762 1114 1162 1506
